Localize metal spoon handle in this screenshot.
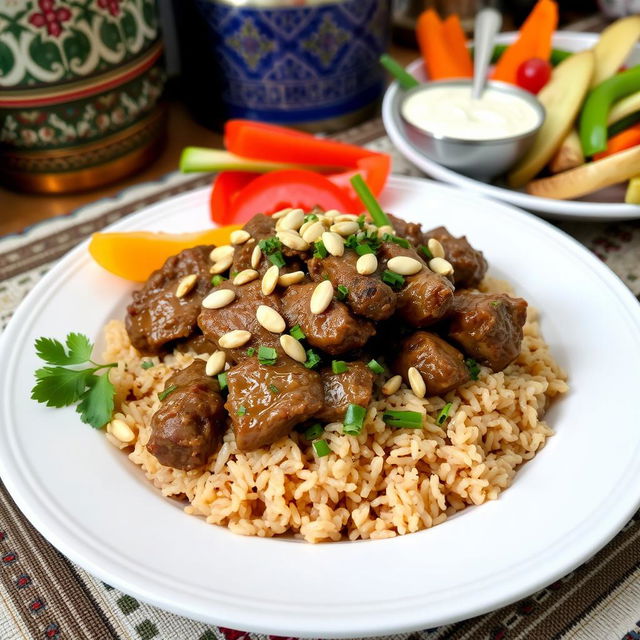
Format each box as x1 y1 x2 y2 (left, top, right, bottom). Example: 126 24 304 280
472 7 502 100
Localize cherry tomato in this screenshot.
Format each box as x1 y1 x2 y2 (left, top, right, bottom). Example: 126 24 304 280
516 58 552 94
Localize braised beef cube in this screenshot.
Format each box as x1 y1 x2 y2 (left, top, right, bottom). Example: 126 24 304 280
307 252 396 321
448 291 527 371
280 282 375 355
126 245 214 355
176 332 218 355
378 242 454 327
393 331 470 396
387 213 424 248
147 360 226 470
424 226 487 288
198 280 283 363
225 358 324 450
231 214 275 275
314 362 375 423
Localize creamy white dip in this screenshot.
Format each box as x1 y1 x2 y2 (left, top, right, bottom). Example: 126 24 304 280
402 85 541 140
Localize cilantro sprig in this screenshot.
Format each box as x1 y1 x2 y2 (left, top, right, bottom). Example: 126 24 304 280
31 333 116 429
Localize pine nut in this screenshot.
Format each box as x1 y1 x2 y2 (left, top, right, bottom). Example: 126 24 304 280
334 213 359 222
427 238 445 259
377 224 395 238
205 350 226 376
323 209 341 218
330 221 360 236
299 219 314 236
277 230 310 251
310 280 334 314
277 208 304 231
278 271 305 286
429 257 454 276
109 419 135 443
271 207 291 220
209 245 234 262
321 231 344 257
387 256 422 275
230 229 251 245
202 288 236 309
356 253 378 275
261 264 279 295
209 255 233 275
233 269 259 285
280 334 307 363
382 375 402 395
175 274 197 298
218 330 251 349
301 220 324 244
408 367 426 398
251 244 262 269
256 305 286 333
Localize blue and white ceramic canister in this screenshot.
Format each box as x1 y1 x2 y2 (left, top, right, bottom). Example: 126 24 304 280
193 0 390 131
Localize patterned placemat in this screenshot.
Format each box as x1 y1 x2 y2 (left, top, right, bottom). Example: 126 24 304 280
1 119 640 640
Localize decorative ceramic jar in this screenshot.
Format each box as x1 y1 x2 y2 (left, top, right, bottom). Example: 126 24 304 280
0 0 166 194
191 0 390 132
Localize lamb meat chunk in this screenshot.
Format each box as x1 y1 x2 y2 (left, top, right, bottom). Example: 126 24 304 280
126 245 214 355
378 242 454 327
387 213 424 248
307 252 396 321
147 360 226 470
393 331 470 396
447 291 527 371
225 358 324 450
280 282 375 355
175 332 218 355
424 226 487 288
198 279 283 363
314 362 375 423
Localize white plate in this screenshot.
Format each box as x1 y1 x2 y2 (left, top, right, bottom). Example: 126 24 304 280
1 176 640 637
382 32 640 221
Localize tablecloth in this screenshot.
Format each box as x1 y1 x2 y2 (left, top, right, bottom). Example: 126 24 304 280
1 118 640 640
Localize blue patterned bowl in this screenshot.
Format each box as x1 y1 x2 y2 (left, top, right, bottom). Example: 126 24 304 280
193 0 390 131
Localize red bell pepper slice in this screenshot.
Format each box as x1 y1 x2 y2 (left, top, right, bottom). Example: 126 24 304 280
210 171 260 224
327 155 392 201
225 169 357 224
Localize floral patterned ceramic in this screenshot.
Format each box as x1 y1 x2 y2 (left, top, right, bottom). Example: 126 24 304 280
192 0 390 131
0 0 166 193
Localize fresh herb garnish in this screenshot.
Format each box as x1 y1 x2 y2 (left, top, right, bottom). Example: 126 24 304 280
31 333 116 429
259 237 286 268
355 243 375 256
436 403 453 425
312 439 331 457
336 285 349 301
158 384 178 402
343 403 366 435
356 214 366 229
304 423 324 440
141 360 154 370
258 346 278 366
382 270 405 290
290 325 306 341
313 240 328 259
382 410 423 429
304 213 319 223
268 384 280 394
465 358 480 380
268 251 286 268
382 233 410 248
211 274 226 286
237 405 247 416
246 347 256 357
367 359 385 374
217 372 228 392
419 245 433 260
304 349 321 369
331 360 348 374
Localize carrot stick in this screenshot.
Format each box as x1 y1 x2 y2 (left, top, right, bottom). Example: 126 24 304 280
416 9 468 80
443 14 473 77
492 0 558 84
593 123 640 160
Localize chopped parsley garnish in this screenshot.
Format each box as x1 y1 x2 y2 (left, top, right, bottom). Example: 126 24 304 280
465 358 480 380
331 360 348 374
268 384 279 394
268 251 286 268
419 245 433 260
304 213 318 223
356 214 366 229
259 237 286 268
304 349 321 369
345 230 380 255
211 274 226 286
217 372 228 392
303 423 324 440
246 347 256 357
313 240 328 259
382 269 405 290
141 360 154 370
382 233 410 248
343 403 366 435
237 405 247 416
367 359 385 374
257 346 278 366
31 333 117 429
290 325 306 341
158 384 178 402
312 439 331 457
382 410 423 429
436 403 453 425
336 285 349 301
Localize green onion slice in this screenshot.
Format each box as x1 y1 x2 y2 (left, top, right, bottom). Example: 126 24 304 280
419 245 433 260
304 423 324 440
211 274 226 286
382 233 410 248
290 325 306 341
336 285 349 301
382 410 423 429
246 347 255 357
355 243 375 256
465 358 480 380
304 349 321 369
343 403 366 435
141 360 154 370
367 359 385 374
237 405 247 416
382 269 405 290
268 251 286 268
305 213 318 223
312 439 331 457
257 346 278 365
313 240 328 259
158 384 177 401
436 402 452 425
217 372 228 392
331 360 348 374
350 174 391 228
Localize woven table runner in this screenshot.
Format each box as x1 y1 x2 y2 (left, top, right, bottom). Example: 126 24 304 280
1 119 640 640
